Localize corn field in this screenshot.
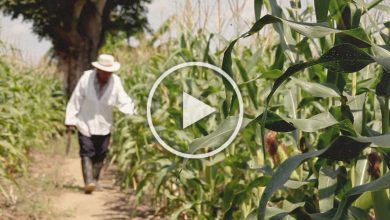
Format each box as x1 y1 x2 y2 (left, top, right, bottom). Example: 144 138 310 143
2 0 390 219
0 53 64 196
108 0 390 219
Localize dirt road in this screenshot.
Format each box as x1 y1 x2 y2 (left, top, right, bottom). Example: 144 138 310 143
51 156 134 220
1 140 161 220
49 152 158 219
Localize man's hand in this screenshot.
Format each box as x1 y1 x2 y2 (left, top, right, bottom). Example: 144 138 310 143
66 125 76 133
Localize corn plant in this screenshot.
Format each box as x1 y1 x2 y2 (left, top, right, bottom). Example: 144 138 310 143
220 0 390 219
108 0 390 219
0 54 64 195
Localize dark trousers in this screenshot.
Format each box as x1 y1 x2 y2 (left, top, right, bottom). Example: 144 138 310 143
78 132 110 162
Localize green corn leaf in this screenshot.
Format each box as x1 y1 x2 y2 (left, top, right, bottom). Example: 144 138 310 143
261 69 283 79
316 44 374 73
264 43 374 114
281 112 339 132
333 171 390 220
372 189 390 220
235 58 258 108
314 0 331 22
260 43 375 151
188 116 252 154
346 93 367 134
320 136 371 161
242 15 370 42
222 38 238 80
376 70 390 96
353 134 390 147
290 77 341 98
187 115 390 158
257 133 388 220
254 0 263 21
170 202 200 220
203 33 216 66
308 207 368 219
201 153 225 166
374 57 390 72
256 111 296 132
247 201 304 220
319 166 338 212
284 180 310 189
258 149 326 220
257 110 338 132
224 176 270 219
221 13 371 96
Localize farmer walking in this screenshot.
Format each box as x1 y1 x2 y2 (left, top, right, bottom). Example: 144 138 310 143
65 54 136 194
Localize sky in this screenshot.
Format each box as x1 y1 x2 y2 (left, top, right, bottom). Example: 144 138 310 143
0 15 51 64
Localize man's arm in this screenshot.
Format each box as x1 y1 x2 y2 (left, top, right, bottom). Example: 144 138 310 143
65 75 85 128
116 80 136 115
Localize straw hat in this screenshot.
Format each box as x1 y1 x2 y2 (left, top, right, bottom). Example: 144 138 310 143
92 54 120 72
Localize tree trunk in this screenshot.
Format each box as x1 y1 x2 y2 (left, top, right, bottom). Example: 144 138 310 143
57 41 97 98
53 0 107 98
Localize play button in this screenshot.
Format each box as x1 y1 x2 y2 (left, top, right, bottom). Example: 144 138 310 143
182 92 216 129
147 62 243 159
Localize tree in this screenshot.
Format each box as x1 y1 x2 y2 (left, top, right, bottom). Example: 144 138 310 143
0 0 151 96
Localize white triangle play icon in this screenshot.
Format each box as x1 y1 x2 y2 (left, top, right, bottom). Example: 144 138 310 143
183 92 216 129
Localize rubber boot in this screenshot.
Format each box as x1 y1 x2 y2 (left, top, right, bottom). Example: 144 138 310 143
92 160 104 190
81 156 96 194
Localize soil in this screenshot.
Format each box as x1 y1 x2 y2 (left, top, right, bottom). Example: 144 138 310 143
0 139 164 220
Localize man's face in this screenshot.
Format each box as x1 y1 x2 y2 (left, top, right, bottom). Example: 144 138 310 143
96 69 113 84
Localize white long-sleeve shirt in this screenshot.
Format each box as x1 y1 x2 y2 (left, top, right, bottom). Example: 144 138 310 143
65 69 135 137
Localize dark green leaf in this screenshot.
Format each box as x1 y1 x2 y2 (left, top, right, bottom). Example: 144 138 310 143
266 44 374 106
376 70 390 96
257 110 338 132
258 149 326 220
326 71 347 93
254 0 263 21
235 58 258 108
314 0 331 22
256 111 296 132
270 45 286 70
320 136 370 161
333 171 390 220
317 44 374 73
243 15 369 43
222 14 371 94
257 133 385 220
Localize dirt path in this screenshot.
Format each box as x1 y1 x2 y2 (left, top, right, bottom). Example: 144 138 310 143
1 138 162 220
51 156 133 220
49 151 157 220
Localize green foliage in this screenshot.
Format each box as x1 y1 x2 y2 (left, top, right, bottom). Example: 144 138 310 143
2 1 390 219
106 0 390 219
0 57 64 190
